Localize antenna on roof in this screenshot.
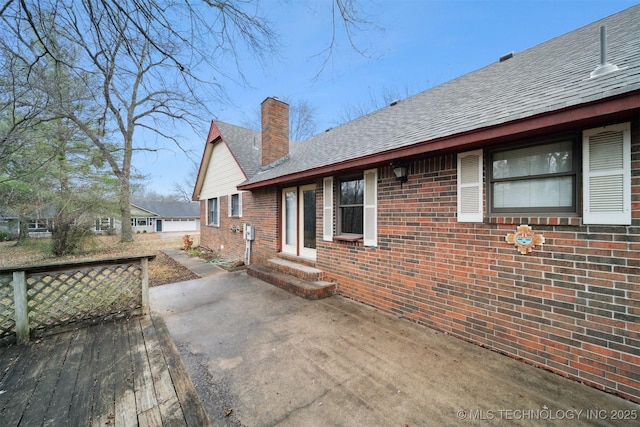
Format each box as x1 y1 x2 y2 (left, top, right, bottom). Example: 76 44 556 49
590 25 619 78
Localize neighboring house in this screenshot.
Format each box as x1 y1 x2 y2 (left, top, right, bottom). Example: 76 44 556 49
0 209 105 238
193 6 640 403
130 201 200 233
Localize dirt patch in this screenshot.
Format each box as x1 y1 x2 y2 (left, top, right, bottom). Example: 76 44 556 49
0 233 202 286
149 251 200 287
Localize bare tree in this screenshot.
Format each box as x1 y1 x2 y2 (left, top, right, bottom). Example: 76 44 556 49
172 161 200 202
1 0 376 242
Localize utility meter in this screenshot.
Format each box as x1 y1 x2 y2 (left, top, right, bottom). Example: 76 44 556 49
244 224 255 241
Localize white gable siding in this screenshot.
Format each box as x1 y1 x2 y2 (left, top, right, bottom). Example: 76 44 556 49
199 142 247 200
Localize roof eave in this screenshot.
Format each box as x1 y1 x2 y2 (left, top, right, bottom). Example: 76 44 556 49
238 91 640 191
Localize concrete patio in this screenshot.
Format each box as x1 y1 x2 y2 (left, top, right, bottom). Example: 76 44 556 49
150 270 640 426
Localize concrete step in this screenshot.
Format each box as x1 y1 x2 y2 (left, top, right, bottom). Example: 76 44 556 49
266 258 324 282
247 264 336 300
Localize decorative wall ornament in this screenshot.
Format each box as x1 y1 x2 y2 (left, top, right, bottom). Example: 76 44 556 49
505 225 545 255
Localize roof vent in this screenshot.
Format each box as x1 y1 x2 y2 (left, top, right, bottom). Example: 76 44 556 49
499 51 514 62
389 99 400 106
590 25 619 78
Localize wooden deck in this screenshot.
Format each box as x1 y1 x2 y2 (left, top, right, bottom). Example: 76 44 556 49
0 314 210 426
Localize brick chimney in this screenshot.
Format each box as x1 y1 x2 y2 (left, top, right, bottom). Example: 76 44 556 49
261 97 289 166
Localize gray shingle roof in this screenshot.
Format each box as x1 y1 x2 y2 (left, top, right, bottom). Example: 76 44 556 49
240 5 639 186
131 201 200 218
214 121 262 178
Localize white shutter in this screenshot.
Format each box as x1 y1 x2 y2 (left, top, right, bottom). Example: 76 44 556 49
583 123 631 225
363 168 378 247
323 177 333 241
457 150 483 222
227 194 231 217
214 198 219 226
238 192 243 218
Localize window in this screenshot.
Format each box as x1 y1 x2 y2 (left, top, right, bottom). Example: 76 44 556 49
489 138 577 214
207 198 219 226
229 193 242 217
28 219 49 230
96 218 113 231
132 218 148 226
329 168 377 246
338 176 364 234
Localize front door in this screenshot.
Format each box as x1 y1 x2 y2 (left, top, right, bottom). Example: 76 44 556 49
282 185 317 259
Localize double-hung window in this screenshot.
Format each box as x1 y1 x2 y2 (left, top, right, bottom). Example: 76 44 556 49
207 197 219 226
489 138 577 214
338 176 364 235
229 193 242 217
324 168 377 246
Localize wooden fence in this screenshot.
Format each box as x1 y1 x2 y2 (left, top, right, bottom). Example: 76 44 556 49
0 255 155 344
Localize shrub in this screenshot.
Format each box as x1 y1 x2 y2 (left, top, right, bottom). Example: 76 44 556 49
51 220 93 257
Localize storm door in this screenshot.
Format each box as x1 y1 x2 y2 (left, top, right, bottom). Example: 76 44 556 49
281 185 317 259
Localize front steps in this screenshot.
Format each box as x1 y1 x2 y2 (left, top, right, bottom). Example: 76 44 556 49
247 258 337 300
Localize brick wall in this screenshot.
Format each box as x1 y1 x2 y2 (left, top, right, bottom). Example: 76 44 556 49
246 187 280 265
317 123 640 402
199 194 250 261
199 188 281 265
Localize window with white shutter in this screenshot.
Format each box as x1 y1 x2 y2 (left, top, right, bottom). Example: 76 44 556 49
583 122 631 225
323 177 333 241
457 150 483 222
363 168 378 247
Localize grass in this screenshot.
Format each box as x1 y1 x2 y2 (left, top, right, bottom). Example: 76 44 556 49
0 233 199 268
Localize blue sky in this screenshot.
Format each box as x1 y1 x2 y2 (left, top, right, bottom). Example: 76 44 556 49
137 0 639 195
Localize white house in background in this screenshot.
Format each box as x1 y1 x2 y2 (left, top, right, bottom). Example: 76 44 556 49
130 201 200 233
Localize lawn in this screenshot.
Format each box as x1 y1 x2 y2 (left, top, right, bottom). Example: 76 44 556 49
0 233 201 286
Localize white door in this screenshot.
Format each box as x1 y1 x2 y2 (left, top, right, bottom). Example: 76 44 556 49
282 187 297 255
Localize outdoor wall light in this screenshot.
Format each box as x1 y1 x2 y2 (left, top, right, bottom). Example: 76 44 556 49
391 161 409 187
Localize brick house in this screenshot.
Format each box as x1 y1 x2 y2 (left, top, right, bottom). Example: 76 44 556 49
194 6 640 402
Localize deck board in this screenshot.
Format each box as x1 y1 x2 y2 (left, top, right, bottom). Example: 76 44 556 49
130 317 159 415
67 320 99 426
42 327 88 426
19 333 72 427
141 316 187 427
114 320 138 427
0 315 210 427
93 321 118 426
0 334 60 425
